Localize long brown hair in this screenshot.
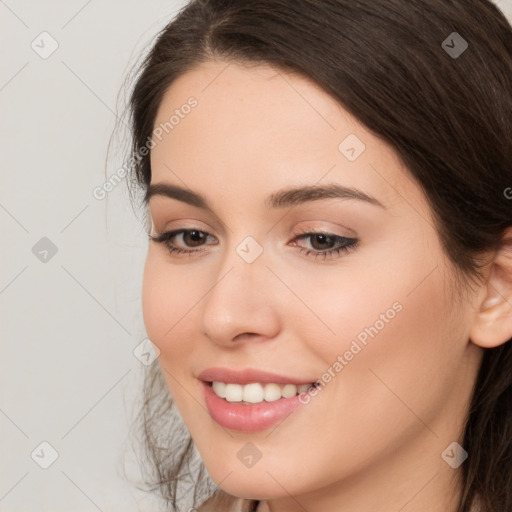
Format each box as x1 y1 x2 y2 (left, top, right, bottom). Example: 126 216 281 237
125 1 512 511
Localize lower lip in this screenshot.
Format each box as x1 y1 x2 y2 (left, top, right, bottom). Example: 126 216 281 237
203 382 307 432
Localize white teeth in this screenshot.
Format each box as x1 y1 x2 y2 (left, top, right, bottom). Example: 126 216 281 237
243 383 265 403
224 383 243 402
282 383 298 398
212 381 313 403
264 383 282 402
212 381 226 398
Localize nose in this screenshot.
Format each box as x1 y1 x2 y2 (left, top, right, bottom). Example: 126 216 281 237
199 246 281 347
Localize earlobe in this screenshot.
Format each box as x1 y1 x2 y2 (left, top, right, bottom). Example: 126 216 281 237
470 229 512 349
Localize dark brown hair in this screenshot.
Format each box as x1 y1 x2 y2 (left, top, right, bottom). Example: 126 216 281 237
126 1 512 511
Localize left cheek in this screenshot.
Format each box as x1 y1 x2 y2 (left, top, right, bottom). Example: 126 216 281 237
310 282 403 358
307 264 451 388
341 276 456 417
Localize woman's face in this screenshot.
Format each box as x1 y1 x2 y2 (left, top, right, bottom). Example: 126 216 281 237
143 60 483 508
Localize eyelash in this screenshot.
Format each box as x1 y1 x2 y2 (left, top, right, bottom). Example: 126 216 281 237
149 227 358 260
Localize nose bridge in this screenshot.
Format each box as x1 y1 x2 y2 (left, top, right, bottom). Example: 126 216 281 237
213 232 268 296
199 233 281 344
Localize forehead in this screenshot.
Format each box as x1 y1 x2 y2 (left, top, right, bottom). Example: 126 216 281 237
149 60 425 215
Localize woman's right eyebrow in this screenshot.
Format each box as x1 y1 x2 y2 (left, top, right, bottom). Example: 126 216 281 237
144 182 386 210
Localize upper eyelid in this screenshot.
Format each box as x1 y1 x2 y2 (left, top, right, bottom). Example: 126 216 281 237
147 204 229 236
147 197 365 237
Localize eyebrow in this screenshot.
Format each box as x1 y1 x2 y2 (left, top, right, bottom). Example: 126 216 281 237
144 182 385 210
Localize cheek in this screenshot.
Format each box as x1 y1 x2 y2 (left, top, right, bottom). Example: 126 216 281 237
142 252 207 417
141 252 167 347
141 251 197 362
273 240 425 365
299 231 452 367
313 260 463 443
289 239 462 434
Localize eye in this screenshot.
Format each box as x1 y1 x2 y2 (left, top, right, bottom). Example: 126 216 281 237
149 228 358 260
149 229 216 255
291 229 358 260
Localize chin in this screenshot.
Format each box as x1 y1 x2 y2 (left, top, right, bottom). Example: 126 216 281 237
202 459 293 500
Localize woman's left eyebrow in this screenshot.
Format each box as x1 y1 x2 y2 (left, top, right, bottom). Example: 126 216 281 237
144 182 386 210
267 183 386 209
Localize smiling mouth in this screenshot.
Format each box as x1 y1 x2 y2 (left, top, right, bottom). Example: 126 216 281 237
208 381 318 404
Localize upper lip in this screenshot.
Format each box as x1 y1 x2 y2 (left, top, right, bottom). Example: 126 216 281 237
198 367 315 386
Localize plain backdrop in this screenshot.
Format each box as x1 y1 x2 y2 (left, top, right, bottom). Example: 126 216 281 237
1 1 512 511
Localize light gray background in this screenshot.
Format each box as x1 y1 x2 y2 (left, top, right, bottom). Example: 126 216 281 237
1 1 512 511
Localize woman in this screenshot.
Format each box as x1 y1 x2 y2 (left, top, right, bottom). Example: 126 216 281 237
125 1 512 511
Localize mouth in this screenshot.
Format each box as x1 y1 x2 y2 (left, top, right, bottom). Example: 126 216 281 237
197 367 320 431
200 376 319 432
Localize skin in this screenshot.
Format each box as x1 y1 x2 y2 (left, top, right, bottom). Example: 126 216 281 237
142 60 512 512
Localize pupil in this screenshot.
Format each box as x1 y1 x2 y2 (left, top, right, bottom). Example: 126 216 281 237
187 230 204 245
312 234 332 250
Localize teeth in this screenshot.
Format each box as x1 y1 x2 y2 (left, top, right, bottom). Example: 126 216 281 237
224 383 243 402
264 383 282 402
282 383 298 398
243 383 264 403
212 381 226 398
212 381 314 403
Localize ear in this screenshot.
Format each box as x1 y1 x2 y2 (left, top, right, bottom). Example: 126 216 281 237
470 227 512 349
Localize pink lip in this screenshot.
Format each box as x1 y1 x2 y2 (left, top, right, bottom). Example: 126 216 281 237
197 367 315 385
202 382 307 432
